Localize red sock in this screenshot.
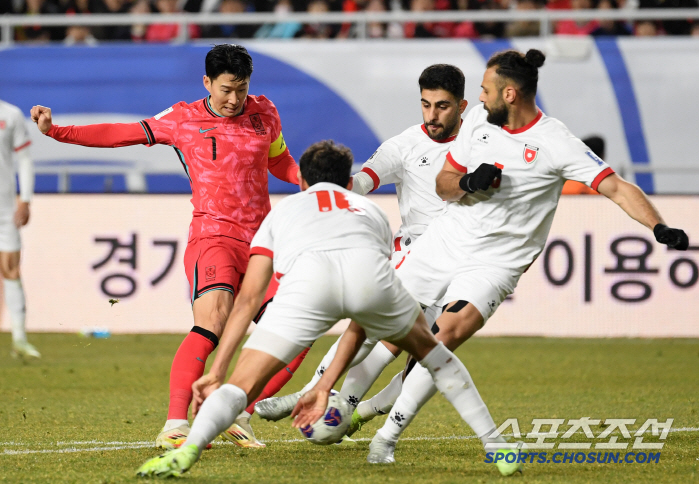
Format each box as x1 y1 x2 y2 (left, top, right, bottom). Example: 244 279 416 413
246 346 310 414
167 327 218 420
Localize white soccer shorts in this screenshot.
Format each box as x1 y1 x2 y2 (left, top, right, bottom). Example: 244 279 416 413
394 224 521 324
244 248 421 364
0 213 21 252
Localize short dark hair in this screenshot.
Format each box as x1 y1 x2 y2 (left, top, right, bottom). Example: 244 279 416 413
486 49 545 100
418 64 465 101
205 44 253 81
299 140 353 188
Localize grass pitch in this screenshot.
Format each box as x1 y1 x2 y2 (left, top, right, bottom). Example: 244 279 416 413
1 334 697 483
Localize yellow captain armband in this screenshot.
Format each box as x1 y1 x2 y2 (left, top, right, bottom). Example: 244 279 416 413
269 132 287 158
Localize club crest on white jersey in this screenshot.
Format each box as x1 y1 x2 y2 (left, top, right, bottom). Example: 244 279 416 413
524 144 539 164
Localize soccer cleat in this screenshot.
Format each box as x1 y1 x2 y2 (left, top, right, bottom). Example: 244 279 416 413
10 340 41 359
493 442 525 477
136 444 200 478
254 391 302 421
155 424 190 450
220 412 266 448
366 433 396 464
346 408 374 437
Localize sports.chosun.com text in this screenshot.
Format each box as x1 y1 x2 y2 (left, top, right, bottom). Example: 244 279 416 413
485 451 661 465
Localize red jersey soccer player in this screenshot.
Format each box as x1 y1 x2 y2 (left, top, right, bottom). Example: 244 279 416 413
31 44 308 449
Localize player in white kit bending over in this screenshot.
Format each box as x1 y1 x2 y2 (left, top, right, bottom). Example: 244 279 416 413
254 64 467 424
366 48 689 464
136 140 521 478
0 100 39 359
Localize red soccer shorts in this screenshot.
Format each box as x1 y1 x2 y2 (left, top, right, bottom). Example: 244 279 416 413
184 236 250 304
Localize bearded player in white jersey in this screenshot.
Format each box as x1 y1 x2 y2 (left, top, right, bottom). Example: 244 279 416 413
364 48 689 464
254 64 467 426
0 100 39 359
136 140 521 478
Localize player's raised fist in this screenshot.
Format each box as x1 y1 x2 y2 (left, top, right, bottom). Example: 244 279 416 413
30 105 53 134
654 224 689 250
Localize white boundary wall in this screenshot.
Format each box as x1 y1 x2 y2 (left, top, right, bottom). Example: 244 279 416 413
1 194 696 337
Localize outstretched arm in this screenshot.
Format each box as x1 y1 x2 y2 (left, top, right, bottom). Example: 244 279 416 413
597 173 689 250
268 132 299 185
31 105 148 148
291 321 366 428
192 254 273 413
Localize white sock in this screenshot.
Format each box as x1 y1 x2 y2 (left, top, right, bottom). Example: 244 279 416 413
357 370 404 419
377 365 437 442
301 335 377 394
419 343 503 448
340 342 397 408
185 384 247 450
163 419 189 432
4 279 26 343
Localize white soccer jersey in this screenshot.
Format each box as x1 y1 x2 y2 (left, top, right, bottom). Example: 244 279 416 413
0 100 31 209
360 124 453 245
250 182 392 275
444 105 614 272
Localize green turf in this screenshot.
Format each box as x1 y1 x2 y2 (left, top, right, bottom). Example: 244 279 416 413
1 334 697 483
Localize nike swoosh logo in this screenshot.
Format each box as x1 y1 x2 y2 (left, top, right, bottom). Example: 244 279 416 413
199 127 217 134
196 357 204 363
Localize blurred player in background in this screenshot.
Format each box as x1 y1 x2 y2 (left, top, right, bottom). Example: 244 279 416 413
30 44 302 449
136 140 521 478
0 99 39 359
365 48 690 464
255 64 468 427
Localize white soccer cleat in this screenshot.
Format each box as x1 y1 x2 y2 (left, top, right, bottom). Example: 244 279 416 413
254 391 302 421
11 340 41 359
367 433 396 464
220 412 266 448
155 424 190 450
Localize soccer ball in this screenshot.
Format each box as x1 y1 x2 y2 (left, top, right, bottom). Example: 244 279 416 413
298 394 352 445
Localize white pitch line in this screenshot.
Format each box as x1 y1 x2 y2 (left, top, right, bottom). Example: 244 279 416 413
2 427 698 456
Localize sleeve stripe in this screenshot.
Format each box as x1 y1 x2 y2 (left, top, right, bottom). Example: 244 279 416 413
250 246 273 258
140 120 155 145
446 152 468 173
14 140 31 152
360 167 380 192
591 167 615 191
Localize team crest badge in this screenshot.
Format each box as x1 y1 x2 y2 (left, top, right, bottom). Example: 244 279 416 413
523 144 539 164
249 114 266 135
205 265 216 281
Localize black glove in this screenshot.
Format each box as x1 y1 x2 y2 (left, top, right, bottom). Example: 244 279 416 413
654 224 689 250
459 163 502 193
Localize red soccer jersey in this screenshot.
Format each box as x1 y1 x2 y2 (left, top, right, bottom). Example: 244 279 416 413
47 94 299 243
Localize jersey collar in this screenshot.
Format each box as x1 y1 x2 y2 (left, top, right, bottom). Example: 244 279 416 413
502 109 543 135
420 119 462 143
203 96 247 118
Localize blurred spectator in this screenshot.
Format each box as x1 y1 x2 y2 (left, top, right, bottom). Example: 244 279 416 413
555 0 600 34
93 0 133 40
201 0 259 38
130 0 152 41
64 24 99 44
254 0 302 38
591 0 632 35
146 0 201 41
468 0 507 38
639 0 698 35
634 19 659 34
692 22 699 35
16 0 64 42
295 0 339 38
404 0 455 38
505 0 544 37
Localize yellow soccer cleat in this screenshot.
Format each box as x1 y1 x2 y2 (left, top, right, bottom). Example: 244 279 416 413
220 412 266 448
136 444 200 478
493 442 525 477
